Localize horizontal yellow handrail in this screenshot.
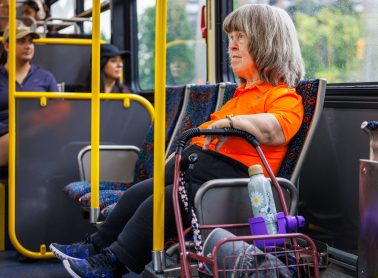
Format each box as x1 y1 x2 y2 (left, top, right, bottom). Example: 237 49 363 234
14 92 155 121
0 36 107 46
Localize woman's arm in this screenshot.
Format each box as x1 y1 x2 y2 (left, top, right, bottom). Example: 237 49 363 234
0 133 8 166
202 113 285 151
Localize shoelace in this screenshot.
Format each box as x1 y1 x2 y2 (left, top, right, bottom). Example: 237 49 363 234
86 249 115 268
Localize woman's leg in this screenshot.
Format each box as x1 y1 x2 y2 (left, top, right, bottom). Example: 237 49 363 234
107 146 249 273
108 183 178 273
90 178 155 248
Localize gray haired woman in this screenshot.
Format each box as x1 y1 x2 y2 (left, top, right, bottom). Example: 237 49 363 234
51 5 306 277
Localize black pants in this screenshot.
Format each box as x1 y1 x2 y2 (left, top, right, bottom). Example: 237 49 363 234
90 145 248 273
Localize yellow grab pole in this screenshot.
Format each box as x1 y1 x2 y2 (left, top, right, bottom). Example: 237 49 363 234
152 0 167 272
7 0 53 258
90 0 101 223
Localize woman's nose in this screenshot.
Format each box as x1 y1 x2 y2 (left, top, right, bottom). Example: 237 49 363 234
229 40 238 50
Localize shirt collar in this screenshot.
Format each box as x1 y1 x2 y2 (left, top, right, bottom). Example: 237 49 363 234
234 80 275 97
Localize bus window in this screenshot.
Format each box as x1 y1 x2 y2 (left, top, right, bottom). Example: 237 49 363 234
137 0 207 89
233 0 378 84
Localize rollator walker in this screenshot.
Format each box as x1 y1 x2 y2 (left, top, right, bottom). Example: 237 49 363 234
172 128 320 277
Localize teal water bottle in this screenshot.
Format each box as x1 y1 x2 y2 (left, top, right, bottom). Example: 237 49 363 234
248 164 277 234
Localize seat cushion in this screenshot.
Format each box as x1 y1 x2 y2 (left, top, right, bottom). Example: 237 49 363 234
64 181 130 200
79 190 125 209
101 202 117 218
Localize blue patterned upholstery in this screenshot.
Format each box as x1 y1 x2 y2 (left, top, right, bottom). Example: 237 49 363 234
167 84 220 155
64 181 130 201
64 86 186 201
277 79 322 180
79 190 125 209
133 85 186 182
101 202 116 218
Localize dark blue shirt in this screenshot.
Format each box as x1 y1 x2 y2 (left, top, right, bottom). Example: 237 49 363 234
0 65 58 136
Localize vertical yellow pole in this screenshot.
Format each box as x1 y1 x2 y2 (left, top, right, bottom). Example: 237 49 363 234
6 2 53 259
8 0 18 254
152 0 167 272
90 0 101 223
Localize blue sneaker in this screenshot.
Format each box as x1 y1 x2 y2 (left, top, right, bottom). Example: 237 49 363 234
50 235 97 261
63 248 126 278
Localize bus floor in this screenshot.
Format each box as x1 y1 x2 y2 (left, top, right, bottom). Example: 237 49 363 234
0 250 142 278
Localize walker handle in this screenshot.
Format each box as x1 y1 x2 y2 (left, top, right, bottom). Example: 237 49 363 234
175 128 259 154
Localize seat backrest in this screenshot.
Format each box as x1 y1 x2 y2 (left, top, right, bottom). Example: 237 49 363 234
166 84 221 156
78 145 140 183
194 177 298 235
277 79 326 183
216 82 238 110
133 85 187 183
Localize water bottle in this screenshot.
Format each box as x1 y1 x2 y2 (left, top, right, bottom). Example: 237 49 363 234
248 164 277 234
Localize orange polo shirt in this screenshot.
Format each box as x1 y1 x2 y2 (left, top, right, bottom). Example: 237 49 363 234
192 81 304 175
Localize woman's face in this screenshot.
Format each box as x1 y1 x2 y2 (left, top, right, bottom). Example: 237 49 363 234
5 34 35 63
22 4 37 26
103 56 123 80
228 31 259 81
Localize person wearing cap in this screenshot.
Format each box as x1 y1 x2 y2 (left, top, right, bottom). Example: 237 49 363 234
0 22 58 169
99 44 129 93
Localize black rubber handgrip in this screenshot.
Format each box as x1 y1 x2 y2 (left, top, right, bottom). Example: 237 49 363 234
175 128 259 154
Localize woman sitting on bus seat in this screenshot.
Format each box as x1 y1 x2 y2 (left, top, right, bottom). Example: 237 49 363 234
0 21 58 170
50 4 305 277
98 44 130 93
21 0 50 29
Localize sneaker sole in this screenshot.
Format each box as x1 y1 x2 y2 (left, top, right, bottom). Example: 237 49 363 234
49 244 82 261
63 259 81 278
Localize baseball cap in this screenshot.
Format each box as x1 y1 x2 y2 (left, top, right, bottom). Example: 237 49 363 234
2 21 40 43
100 44 128 59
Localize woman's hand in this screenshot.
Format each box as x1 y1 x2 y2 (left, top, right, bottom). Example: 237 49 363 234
202 118 232 151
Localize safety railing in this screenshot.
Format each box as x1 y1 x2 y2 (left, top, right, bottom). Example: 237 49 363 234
7 0 154 259
152 0 168 273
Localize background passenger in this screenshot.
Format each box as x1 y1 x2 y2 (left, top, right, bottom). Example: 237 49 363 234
0 22 58 170
99 44 129 93
0 0 8 32
21 0 49 28
50 4 305 277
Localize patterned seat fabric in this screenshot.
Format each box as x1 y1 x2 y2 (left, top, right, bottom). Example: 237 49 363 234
64 86 186 207
167 84 220 155
79 190 125 210
64 181 130 201
101 202 116 218
277 79 320 180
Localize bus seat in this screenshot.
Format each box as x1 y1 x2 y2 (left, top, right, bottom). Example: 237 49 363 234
96 83 222 212
190 79 326 230
166 83 222 157
214 82 237 111
79 190 125 210
194 177 298 231
277 79 326 184
64 85 187 202
101 202 116 218
99 83 224 217
78 145 140 183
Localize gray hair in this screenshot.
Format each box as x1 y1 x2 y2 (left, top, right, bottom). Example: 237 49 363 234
223 4 305 88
